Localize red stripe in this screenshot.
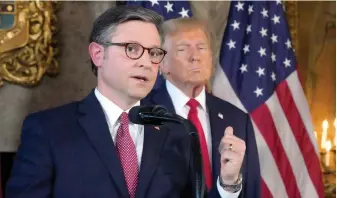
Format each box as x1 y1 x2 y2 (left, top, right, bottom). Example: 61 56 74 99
261 177 272 198
251 104 301 198
276 80 324 198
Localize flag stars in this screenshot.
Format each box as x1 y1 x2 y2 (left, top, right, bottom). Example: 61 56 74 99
261 8 269 18
272 15 281 24
231 20 240 30
235 2 244 11
164 1 173 13
179 7 189 18
227 39 236 49
285 39 292 49
248 5 254 15
271 52 276 62
240 64 248 73
149 0 159 7
258 47 267 57
246 25 252 34
243 44 250 54
271 72 276 81
271 34 278 43
256 67 265 77
260 27 268 37
283 58 291 68
276 0 282 5
254 87 263 97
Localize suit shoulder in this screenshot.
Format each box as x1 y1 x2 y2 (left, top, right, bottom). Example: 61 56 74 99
24 101 79 126
208 93 248 117
142 88 162 105
143 88 160 100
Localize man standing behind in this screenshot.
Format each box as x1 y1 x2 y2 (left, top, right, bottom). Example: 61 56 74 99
145 18 261 198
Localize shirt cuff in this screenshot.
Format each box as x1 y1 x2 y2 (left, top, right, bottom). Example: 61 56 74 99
216 176 242 198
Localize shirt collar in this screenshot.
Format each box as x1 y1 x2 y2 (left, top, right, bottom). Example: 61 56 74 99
165 80 207 111
94 88 140 126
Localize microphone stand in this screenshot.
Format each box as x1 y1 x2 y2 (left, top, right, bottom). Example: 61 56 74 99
182 120 206 198
139 113 206 198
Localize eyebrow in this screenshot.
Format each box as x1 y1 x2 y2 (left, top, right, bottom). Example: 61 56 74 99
125 40 161 48
176 42 190 47
176 42 208 47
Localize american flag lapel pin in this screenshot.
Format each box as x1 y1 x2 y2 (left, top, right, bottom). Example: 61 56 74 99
218 113 223 119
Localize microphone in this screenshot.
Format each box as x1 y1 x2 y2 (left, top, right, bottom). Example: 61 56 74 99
128 105 206 198
129 105 185 125
128 105 156 124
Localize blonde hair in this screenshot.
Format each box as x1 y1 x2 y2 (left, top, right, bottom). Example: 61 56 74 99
162 17 212 49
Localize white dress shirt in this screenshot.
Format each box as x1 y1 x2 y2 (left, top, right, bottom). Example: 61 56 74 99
95 88 144 167
166 80 241 198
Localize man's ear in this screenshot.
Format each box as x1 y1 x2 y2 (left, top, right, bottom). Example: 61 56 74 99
89 42 105 68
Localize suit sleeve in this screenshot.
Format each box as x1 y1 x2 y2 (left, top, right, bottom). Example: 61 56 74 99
240 115 261 198
6 115 54 198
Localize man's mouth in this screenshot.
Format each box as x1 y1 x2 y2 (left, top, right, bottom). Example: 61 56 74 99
131 75 149 82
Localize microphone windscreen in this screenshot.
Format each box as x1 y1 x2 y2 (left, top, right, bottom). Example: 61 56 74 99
128 105 154 124
152 105 168 116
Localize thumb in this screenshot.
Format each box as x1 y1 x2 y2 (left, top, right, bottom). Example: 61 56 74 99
224 126 233 136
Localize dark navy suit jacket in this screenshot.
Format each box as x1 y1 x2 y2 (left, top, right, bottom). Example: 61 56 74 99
6 90 209 198
142 83 261 198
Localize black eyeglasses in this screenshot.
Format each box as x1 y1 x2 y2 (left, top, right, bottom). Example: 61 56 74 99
103 42 167 64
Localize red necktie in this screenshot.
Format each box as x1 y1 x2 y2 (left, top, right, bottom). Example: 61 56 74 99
116 112 138 198
187 99 213 190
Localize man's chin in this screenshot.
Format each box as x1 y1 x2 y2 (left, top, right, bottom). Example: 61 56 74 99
186 79 208 86
128 90 150 101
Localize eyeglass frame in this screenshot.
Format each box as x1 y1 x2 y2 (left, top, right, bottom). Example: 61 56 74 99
102 42 167 64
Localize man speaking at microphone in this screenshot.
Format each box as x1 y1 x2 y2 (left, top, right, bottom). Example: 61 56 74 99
6 5 247 198
144 18 261 197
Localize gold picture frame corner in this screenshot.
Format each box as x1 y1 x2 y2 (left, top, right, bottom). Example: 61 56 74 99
0 1 60 88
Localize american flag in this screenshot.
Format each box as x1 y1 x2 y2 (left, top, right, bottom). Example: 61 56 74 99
126 0 192 19
212 1 324 198
125 0 192 89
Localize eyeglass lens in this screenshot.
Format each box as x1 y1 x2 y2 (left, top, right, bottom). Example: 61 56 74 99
125 43 165 64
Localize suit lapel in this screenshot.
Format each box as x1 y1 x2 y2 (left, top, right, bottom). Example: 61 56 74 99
206 93 229 179
136 125 168 198
77 91 129 198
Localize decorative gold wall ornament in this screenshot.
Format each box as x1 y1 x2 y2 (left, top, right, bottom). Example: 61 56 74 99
0 1 59 87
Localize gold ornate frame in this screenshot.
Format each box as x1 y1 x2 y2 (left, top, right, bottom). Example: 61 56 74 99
0 1 59 87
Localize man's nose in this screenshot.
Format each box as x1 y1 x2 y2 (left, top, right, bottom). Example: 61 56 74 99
138 50 153 69
189 48 201 62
